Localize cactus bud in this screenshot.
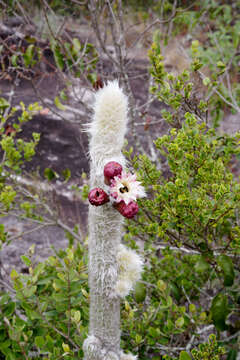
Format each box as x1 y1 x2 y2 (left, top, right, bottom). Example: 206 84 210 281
88 187 109 206
114 200 139 218
104 161 123 185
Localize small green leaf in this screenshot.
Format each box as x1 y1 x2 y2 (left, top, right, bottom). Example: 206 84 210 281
134 282 146 303
21 255 31 267
189 304 196 313
169 282 181 301
210 293 229 331
157 279 167 292
3 302 15 317
62 343 70 353
203 77 210 86
194 257 210 273
227 349 237 360
62 168 71 182
23 44 36 67
11 54 18 67
54 96 66 111
23 285 37 298
52 44 64 71
72 38 81 53
0 98 10 110
180 351 192 360
10 269 19 280
35 336 45 349
217 61 225 69
217 255 235 286
175 317 184 328
44 168 57 181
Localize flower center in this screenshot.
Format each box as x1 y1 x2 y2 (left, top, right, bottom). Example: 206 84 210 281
120 185 129 193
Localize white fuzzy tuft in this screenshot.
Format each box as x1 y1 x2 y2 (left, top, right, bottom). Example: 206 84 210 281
103 351 119 360
115 245 143 297
89 81 128 176
120 352 138 360
117 245 143 274
83 335 102 358
115 277 133 298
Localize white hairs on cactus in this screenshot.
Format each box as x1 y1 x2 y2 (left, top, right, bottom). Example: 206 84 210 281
120 352 138 360
89 80 128 176
84 81 129 360
117 244 143 275
115 244 143 298
83 335 102 358
115 277 133 298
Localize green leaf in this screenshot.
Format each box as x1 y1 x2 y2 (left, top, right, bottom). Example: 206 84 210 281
210 293 229 331
62 168 71 182
10 269 19 280
21 255 31 267
157 279 167 292
3 302 15 317
23 285 37 298
23 44 36 67
62 342 70 352
72 38 81 53
44 168 57 181
169 282 181 301
35 336 45 349
175 317 184 328
134 282 146 303
52 44 64 71
0 98 10 110
203 77 210 86
11 54 18 67
180 351 192 360
217 255 235 286
227 349 237 360
54 96 66 111
0 293 11 305
217 61 225 69
194 257 210 273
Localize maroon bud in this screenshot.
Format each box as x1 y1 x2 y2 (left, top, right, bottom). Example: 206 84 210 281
104 161 123 185
88 187 109 206
114 200 139 219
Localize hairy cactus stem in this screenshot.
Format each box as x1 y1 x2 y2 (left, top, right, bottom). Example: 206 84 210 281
83 81 128 360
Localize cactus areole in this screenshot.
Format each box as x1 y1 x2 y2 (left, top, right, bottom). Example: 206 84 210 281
83 81 144 360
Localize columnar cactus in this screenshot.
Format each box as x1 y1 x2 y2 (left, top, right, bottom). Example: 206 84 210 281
83 81 144 360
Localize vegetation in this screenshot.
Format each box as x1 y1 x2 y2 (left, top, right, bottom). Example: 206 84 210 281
0 0 240 359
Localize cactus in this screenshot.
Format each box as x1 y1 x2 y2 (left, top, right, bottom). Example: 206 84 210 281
83 81 143 360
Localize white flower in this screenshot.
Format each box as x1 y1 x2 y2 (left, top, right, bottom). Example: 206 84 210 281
110 172 146 205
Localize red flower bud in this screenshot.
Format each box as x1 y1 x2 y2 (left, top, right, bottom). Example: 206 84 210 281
104 161 123 185
88 187 109 206
114 200 139 219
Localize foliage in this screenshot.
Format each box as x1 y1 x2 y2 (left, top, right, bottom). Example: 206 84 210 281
120 29 240 359
123 114 240 357
0 99 41 249
163 334 226 360
0 244 89 360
